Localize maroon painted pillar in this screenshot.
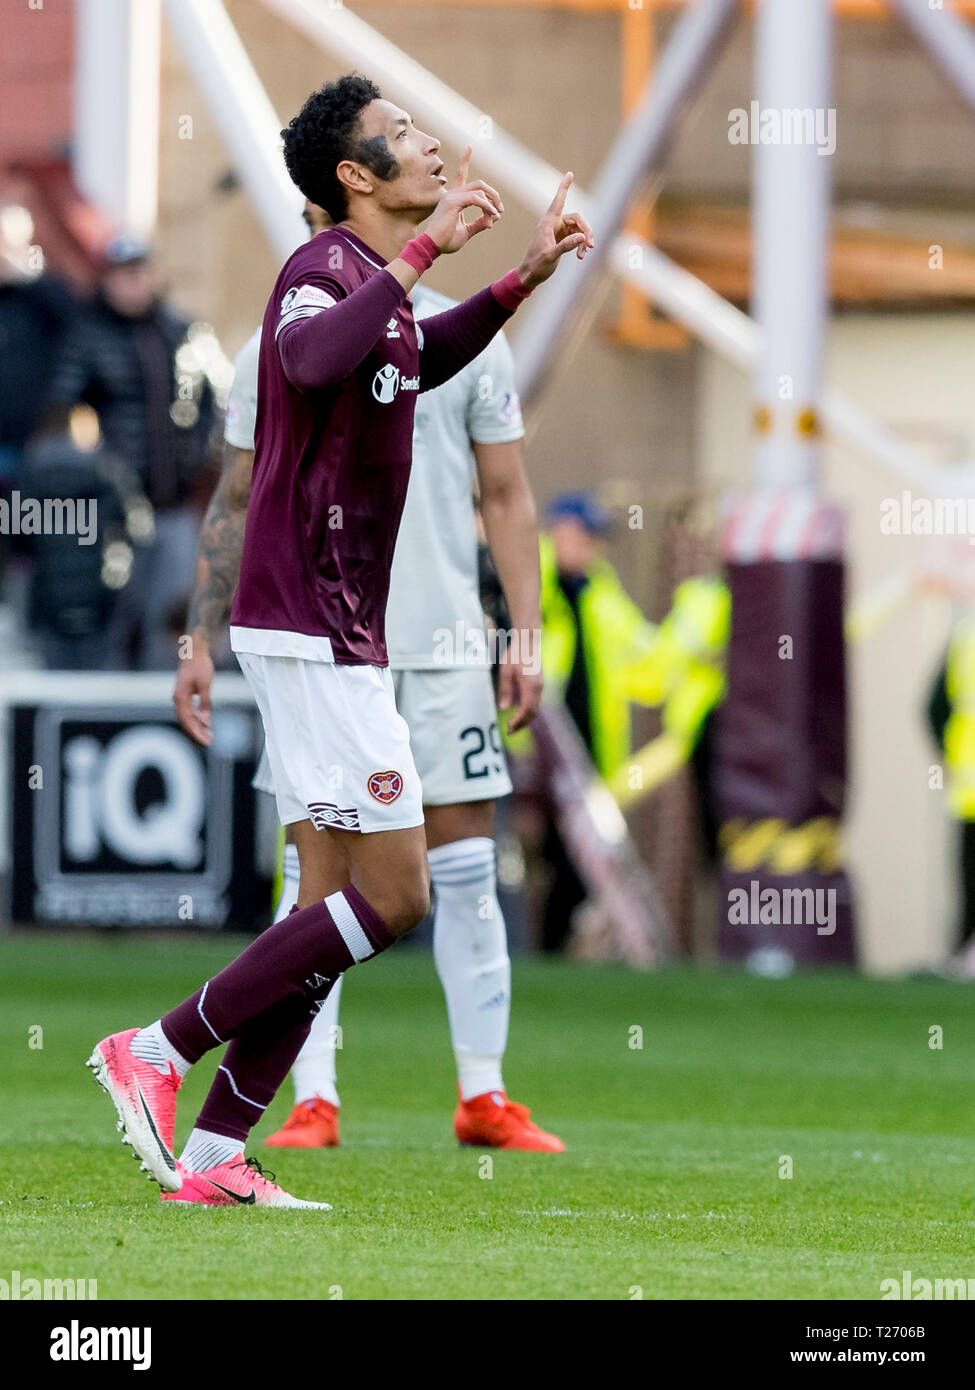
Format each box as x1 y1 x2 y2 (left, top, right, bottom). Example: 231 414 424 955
716 495 856 967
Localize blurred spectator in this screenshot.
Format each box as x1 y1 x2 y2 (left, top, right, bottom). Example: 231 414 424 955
0 203 76 592
927 627 975 973
513 490 728 951
41 234 215 668
23 406 131 670
535 491 637 949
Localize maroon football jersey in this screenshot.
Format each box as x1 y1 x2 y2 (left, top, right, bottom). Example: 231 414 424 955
230 228 420 666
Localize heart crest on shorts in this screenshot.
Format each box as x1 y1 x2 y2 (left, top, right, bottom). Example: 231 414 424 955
367 770 404 804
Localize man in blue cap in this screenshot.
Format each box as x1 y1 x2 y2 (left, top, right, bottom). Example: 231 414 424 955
534 489 638 950
518 489 728 951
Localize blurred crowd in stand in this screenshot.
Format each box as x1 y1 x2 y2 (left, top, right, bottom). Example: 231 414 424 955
0 205 220 672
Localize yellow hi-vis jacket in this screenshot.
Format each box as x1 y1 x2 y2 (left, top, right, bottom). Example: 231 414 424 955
506 534 730 780
945 618 975 818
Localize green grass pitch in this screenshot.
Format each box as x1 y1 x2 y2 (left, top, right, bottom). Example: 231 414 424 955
1 932 974 1300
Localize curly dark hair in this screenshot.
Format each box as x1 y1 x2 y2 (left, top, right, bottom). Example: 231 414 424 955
281 74 399 223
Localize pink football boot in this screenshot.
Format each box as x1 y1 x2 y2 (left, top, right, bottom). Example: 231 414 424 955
86 1027 181 1191
161 1155 331 1209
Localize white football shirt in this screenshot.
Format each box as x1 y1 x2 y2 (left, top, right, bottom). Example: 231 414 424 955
387 285 524 668
221 285 524 670
223 327 261 450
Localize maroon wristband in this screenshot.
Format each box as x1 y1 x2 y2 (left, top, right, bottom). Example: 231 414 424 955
491 268 534 311
398 233 440 275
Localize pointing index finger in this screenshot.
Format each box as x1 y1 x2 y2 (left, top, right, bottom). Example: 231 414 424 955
454 144 473 187
549 171 574 217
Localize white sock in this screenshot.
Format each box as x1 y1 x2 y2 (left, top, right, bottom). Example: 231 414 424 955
429 837 510 1101
291 977 343 1107
179 1127 243 1173
130 1019 191 1079
272 842 300 923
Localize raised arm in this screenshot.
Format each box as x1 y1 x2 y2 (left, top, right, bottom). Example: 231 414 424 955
420 168 594 393
276 271 407 393
418 283 518 393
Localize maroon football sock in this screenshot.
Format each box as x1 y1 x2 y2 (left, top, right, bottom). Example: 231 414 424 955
194 990 332 1143
160 885 393 1065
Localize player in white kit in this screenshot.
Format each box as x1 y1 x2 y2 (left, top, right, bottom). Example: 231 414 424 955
176 213 564 1152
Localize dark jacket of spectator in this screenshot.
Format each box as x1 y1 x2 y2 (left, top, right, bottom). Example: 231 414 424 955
46 293 215 512
23 433 129 643
0 273 76 458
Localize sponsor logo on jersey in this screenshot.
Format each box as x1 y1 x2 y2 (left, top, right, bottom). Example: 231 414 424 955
497 391 522 427
372 364 399 403
276 284 338 340
372 365 419 403
367 770 404 803
280 284 337 314
386 316 400 338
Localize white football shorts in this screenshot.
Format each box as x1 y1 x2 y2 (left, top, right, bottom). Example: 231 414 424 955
251 664 512 810
391 666 513 806
238 652 423 835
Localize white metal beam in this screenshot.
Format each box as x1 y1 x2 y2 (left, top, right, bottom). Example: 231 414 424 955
74 0 161 236
891 0 975 118
619 241 975 496
751 0 833 490
161 0 306 261
514 0 739 407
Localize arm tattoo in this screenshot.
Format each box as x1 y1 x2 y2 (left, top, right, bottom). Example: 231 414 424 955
187 443 255 643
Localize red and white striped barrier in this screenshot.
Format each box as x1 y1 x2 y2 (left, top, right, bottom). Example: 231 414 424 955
720 490 844 563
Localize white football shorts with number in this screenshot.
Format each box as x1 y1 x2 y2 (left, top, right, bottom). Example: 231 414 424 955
231 284 522 815
391 667 511 805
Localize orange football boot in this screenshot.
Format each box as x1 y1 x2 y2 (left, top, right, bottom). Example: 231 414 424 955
454 1089 565 1152
265 1097 340 1149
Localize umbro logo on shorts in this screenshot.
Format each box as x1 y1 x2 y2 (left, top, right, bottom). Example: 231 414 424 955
367 770 404 804
307 802 360 831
